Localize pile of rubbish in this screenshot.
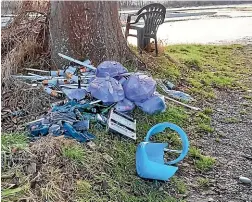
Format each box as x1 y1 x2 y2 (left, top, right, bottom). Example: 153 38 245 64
12 53 168 141
12 53 200 142
10 53 200 180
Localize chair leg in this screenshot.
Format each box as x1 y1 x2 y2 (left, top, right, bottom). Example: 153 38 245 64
125 23 129 39
137 29 144 55
155 37 158 56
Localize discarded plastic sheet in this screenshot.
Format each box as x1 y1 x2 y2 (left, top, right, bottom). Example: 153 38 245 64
157 80 194 102
50 70 65 77
107 108 136 140
123 74 156 102
164 80 175 89
62 88 87 101
115 98 135 112
88 76 124 103
43 87 63 97
49 124 61 136
136 122 189 181
73 120 90 131
50 111 77 124
63 122 95 142
96 61 128 78
165 90 193 102
30 124 49 136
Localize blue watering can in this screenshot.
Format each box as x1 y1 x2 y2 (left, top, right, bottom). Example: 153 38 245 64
136 122 189 181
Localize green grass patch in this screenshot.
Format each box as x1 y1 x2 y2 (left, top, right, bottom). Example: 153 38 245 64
170 176 187 194
189 147 216 171
240 109 248 115
189 146 202 159
243 95 252 99
1 133 28 152
203 107 213 115
197 177 210 188
62 144 85 164
222 117 240 123
194 112 214 133
197 123 214 133
163 44 249 99
195 156 216 172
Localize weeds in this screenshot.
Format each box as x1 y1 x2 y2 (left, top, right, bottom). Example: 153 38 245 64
62 144 85 164
189 147 216 171
197 177 210 188
170 176 187 194
1 133 28 152
195 156 216 171
222 117 240 123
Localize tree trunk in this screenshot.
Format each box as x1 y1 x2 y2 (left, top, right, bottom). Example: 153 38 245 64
49 1 138 67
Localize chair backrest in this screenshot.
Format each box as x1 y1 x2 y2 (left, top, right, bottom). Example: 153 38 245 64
137 3 166 16
135 11 165 36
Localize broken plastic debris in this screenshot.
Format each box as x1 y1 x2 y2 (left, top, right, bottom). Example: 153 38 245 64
136 122 189 181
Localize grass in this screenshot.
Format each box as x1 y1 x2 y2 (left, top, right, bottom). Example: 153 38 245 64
1 132 28 152
222 117 240 123
161 44 250 99
203 107 213 115
197 177 210 188
62 144 85 164
170 176 187 194
1 133 30 201
243 95 252 99
194 112 214 134
195 156 216 172
189 147 216 171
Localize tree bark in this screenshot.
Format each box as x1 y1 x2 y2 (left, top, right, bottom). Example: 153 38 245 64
49 1 137 67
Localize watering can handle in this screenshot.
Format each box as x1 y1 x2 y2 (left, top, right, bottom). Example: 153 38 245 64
145 122 189 165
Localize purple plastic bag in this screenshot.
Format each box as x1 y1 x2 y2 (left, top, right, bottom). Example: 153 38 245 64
135 94 166 115
88 76 124 103
96 61 128 78
123 74 156 102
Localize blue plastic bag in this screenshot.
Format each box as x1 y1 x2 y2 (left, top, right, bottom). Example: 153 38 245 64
135 94 166 115
115 98 135 112
88 76 124 102
123 74 156 102
96 61 128 78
